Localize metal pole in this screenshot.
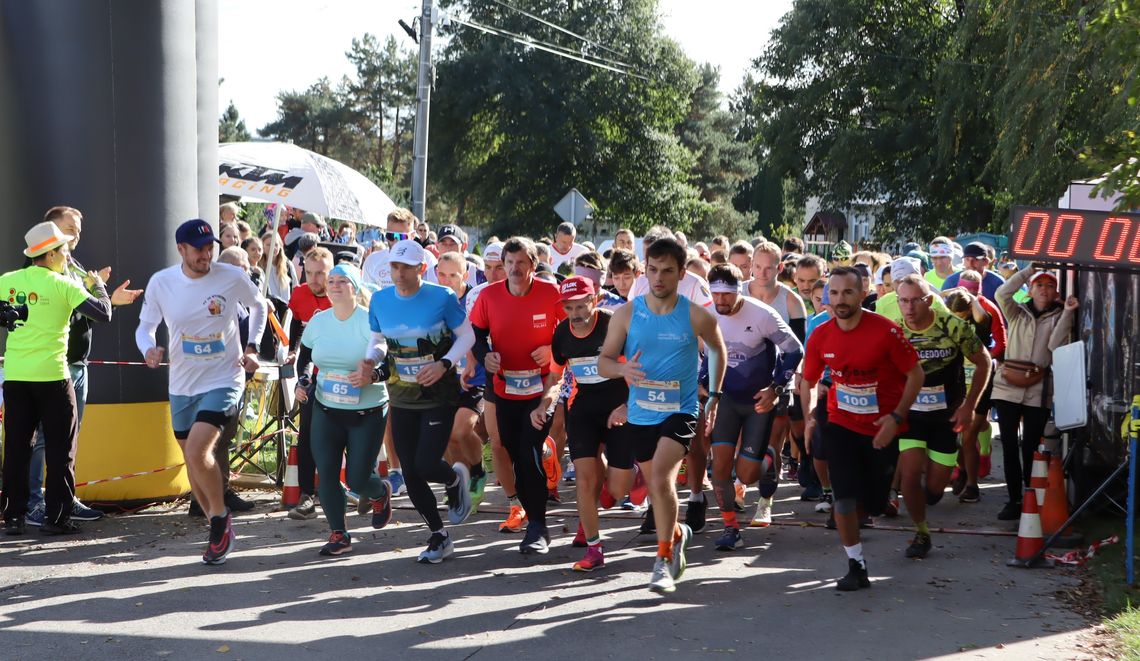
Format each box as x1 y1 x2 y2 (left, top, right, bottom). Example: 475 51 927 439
410 0 433 222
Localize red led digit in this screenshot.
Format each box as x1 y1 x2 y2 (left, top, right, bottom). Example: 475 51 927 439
1046 213 1083 258
1012 211 1050 257
1129 222 1140 264
1093 216 1130 261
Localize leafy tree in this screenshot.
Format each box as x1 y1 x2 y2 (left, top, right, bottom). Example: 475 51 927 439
219 100 250 142
346 34 418 180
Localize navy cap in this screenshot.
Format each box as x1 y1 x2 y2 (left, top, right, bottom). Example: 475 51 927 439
437 224 467 246
175 219 221 248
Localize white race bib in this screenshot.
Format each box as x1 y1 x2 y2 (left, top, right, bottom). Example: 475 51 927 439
633 379 681 413
567 356 605 385
911 385 948 413
394 355 435 384
321 371 361 405
835 383 878 415
503 369 543 396
181 333 225 360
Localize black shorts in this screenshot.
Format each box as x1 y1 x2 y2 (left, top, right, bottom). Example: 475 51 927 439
610 413 698 470
974 371 994 415
458 386 484 413
566 397 623 461
899 410 958 467
482 385 497 405
710 398 774 462
822 422 898 516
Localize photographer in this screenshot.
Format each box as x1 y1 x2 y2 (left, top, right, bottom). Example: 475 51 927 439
2 222 111 535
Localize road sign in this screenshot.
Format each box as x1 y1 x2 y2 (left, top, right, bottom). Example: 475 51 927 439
554 188 592 225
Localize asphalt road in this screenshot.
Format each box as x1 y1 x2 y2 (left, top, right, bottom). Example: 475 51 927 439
0 441 1100 661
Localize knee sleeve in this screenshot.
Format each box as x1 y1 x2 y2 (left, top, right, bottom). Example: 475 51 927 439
833 497 858 516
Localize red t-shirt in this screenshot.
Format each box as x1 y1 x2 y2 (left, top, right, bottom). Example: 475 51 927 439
803 311 919 436
288 284 332 325
470 278 566 400
977 296 1007 360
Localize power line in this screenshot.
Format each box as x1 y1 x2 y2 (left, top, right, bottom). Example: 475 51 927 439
487 0 628 59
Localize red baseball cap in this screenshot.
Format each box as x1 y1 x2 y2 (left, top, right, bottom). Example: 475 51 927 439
559 275 595 301
1029 271 1058 287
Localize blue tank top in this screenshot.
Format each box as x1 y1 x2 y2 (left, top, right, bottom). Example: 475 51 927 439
625 295 700 425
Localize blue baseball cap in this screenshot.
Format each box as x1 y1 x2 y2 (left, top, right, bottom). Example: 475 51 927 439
175 219 221 248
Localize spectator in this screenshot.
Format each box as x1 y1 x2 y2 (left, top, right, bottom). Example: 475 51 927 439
219 202 239 226
260 231 297 305
219 223 241 249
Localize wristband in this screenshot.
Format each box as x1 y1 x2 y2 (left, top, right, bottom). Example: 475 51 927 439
889 411 904 425
708 391 722 399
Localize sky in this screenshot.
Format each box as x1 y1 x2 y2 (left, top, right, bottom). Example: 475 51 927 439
218 0 793 132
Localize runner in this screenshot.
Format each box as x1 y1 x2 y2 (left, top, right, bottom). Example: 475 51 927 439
793 254 827 317
363 240 475 563
471 237 566 554
704 264 803 551
893 275 991 558
801 266 924 590
550 276 629 571
294 263 393 556
550 222 589 272
362 208 438 289
805 280 836 518
599 237 727 594
137 219 267 564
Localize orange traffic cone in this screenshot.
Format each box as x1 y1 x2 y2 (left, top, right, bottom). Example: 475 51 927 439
1042 456 1083 547
1029 448 1050 507
1008 486 1055 568
281 444 301 510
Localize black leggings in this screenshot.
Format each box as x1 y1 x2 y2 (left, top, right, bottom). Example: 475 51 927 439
390 406 458 531
2 380 78 525
495 396 554 528
992 400 1050 503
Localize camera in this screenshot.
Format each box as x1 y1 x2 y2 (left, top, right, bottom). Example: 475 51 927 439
0 300 28 332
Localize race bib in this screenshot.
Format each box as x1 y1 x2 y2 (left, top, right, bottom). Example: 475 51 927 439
181 333 224 360
321 371 361 405
911 385 948 413
394 355 435 384
835 383 878 415
567 356 605 385
633 379 681 413
963 363 976 389
503 369 542 396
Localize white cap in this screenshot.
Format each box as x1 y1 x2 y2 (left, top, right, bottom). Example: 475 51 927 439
24 221 74 257
873 264 888 286
890 257 921 283
483 242 504 262
389 239 426 266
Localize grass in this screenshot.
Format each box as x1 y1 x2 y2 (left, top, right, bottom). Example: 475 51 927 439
1082 514 1140 659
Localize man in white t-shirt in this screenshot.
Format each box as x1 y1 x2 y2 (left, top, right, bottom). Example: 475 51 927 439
628 227 712 308
136 219 267 566
550 222 588 272
363 208 437 288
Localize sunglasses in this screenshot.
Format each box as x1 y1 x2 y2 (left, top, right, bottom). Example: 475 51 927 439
385 231 411 242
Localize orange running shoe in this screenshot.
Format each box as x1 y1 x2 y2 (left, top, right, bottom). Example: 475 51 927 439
543 436 562 489
499 504 528 533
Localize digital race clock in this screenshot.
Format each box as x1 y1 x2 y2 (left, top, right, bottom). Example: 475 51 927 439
1009 206 1140 271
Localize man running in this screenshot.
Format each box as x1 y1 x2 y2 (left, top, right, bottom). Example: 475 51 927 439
599 237 727 594
137 219 267 564
705 264 803 551
550 276 629 571
801 266 924 590
362 239 475 563
894 275 991 558
471 237 566 554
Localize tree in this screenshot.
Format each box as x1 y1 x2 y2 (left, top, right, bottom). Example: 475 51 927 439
219 101 250 142
430 0 704 235
258 77 359 164
345 34 418 181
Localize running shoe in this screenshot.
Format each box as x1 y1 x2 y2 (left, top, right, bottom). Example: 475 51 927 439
979 454 992 479
750 496 773 527
447 463 473 525
573 545 604 572
500 504 528 533
547 487 562 504
800 485 823 501
734 482 745 512
997 501 1022 521
542 437 561 489
202 513 235 565
41 519 82 536
319 530 352 556
950 468 966 496
519 522 551 555
25 504 45 527
370 480 393 529
4 516 25 536
345 490 360 508
564 460 576 483
599 483 616 510
714 526 743 551
883 490 900 518
187 498 205 518
629 465 648 506
836 558 871 591
684 493 708 533
223 490 255 513
815 492 833 513
649 557 675 593
786 460 799 483
482 441 494 474
670 523 692 580
418 531 454 564
287 493 318 520
959 485 980 504
905 532 933 559
676 459 688 488
572 522 587 548
388 470 406 496
71 500 105 521
621 496 644 511
469 471 488 512
639 505 657 535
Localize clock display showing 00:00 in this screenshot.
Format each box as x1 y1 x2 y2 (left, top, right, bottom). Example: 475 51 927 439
1009 206 1140 270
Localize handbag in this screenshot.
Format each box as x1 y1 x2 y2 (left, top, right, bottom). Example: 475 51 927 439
1001 359 1045 388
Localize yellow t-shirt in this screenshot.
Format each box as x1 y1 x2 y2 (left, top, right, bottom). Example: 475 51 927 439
0 266 91 381
876 290 949 326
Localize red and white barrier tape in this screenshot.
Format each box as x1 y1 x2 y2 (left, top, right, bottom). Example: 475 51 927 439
88 360 168 366
75 463 185 487
1046 535 1119 566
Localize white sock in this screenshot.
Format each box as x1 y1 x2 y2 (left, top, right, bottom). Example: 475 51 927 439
844 543 865 568
688 490 704 502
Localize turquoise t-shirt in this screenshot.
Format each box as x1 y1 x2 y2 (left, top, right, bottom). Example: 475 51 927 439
369 282 466 410
301 306 388 410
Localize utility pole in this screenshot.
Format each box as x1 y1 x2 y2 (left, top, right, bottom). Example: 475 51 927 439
410 0 434 223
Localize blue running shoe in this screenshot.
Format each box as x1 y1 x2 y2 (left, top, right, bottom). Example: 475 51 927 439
715 526 743 551
418 531 454 564
71 500 104 522
388 470 406 496
25 504 45 527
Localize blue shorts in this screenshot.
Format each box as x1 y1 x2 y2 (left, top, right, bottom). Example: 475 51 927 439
169 386 242 439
